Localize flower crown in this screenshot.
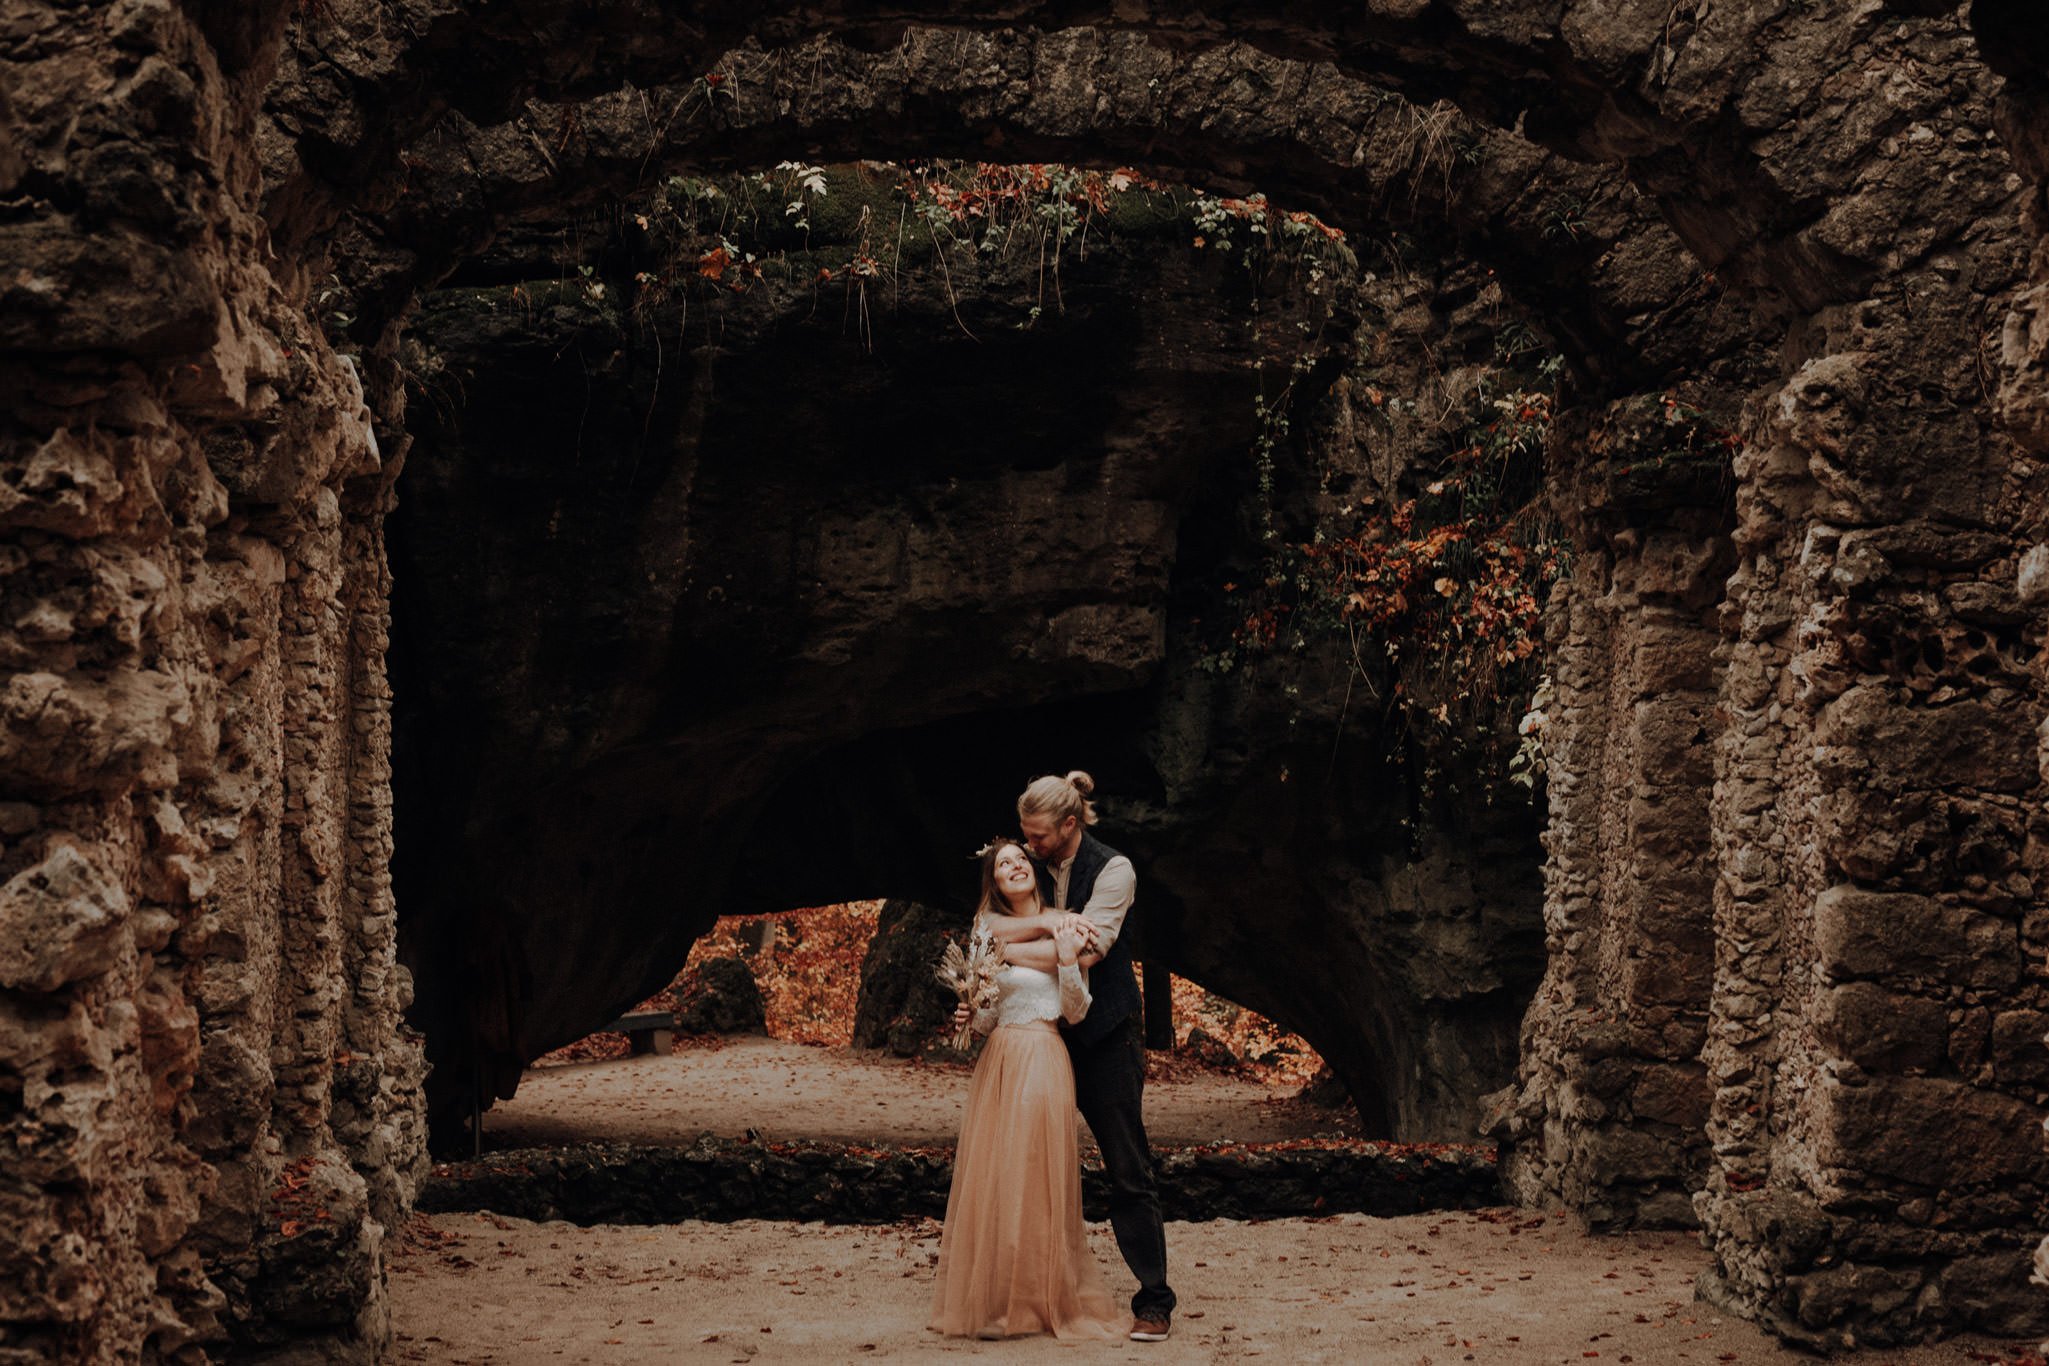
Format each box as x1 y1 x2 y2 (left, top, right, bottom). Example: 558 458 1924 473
969 836 1016 860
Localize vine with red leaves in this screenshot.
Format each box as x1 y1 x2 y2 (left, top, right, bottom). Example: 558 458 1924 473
610 159 1353 342
1208 370 1571 763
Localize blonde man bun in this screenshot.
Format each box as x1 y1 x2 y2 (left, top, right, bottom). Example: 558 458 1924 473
1019 771 1099 827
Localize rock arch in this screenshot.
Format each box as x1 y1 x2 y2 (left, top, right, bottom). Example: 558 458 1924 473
4 0 2047 1359
355 23 1733 1149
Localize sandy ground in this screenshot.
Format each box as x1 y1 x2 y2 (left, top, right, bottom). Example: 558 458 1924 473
487 1038 1346 1150
387 1207 2036 1365
397 1043 2036 1364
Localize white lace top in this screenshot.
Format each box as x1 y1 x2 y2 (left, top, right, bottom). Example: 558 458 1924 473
969 915 1092 1031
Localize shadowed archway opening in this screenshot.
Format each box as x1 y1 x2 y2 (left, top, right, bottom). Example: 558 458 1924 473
382 145 1605 1153
299 18 1748 1181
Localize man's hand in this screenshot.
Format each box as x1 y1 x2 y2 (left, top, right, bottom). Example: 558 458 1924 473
993 912 1098 962
1055 913 1100 952
1005 921 1104 972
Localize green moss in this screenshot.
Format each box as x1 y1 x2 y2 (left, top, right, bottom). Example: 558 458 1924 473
625 163 1362 337
436 279 625 334
1099 188 1198 239
463 279 586 310
799 168 905 240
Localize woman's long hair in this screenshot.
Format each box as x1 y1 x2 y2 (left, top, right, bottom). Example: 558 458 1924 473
975 839 1044 920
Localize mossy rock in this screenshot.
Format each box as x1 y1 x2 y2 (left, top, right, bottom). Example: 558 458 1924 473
852 899 967 1057
1099 187 1196 239
674 956 767 1035
1180 1025 1242 1070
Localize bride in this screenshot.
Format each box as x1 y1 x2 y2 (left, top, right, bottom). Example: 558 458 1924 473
928 839 1127 1341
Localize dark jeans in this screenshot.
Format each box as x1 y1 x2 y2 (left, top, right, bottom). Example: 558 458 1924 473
1069 1012 1176 1319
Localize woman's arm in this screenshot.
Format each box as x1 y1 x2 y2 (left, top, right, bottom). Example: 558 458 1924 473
1053 921 1093 1024
1003 927 1104 973
982 912 1061 943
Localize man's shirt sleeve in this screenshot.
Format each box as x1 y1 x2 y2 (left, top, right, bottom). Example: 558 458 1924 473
1078 855 1135 951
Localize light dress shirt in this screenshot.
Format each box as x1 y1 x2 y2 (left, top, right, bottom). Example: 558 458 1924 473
1050 850 1136 952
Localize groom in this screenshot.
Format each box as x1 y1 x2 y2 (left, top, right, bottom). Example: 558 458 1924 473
983 772 1176 1343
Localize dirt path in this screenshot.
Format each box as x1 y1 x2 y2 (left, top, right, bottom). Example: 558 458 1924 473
417 1044 2033 1363
387 1208 2030 1365
487 1038 1347 1150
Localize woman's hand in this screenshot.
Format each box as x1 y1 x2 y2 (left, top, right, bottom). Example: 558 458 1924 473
1054 921 1085 966
952 1002 972 1032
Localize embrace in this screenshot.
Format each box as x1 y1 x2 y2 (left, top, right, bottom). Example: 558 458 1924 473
928 771 1178 1344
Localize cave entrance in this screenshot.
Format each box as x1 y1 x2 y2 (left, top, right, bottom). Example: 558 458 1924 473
389 145 1577 1154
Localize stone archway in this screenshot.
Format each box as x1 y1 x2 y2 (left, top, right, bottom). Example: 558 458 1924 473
335 21 1738 1148
381 144 1567 1142
298 13 1719 1149
5 2 2047 1359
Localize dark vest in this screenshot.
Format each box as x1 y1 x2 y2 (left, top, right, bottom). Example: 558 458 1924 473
1036 831 1141 1049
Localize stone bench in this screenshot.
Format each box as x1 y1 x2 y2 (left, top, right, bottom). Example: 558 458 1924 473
607 1010 676 1056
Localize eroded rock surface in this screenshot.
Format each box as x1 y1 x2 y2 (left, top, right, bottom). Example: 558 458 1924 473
3 3 422 1361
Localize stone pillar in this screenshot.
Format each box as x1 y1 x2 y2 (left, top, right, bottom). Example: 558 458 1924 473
334 506 429 1233
1490 431 1729 1227
1693 343 2049 1344
0 3 423 1359
1981 14 2049 1324
0 410 229 1357
1689 26 2048 1313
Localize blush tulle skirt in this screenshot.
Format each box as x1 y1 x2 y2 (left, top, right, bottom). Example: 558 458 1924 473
928 1021 1126 1341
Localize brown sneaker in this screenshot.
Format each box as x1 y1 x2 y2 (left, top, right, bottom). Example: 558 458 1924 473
1129 1314 1171 1342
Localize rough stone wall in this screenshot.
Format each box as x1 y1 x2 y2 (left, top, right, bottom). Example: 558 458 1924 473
1491 408 1734 1227
1442 3 2049 1342
1685 13 2047 1345
1 2 424 1360
1976 0 2049 1319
